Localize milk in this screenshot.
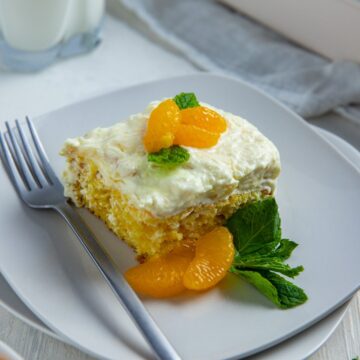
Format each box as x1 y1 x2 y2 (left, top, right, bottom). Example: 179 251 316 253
0 0 104 52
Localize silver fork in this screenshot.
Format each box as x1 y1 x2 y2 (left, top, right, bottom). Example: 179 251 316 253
0 117 181 360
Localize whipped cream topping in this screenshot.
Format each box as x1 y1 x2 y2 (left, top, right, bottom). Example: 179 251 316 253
62 101 281 217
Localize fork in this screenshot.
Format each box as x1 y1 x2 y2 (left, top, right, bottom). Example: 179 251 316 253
0 118 181 360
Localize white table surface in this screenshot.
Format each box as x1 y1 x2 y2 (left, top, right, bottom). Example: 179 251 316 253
0 11 359 360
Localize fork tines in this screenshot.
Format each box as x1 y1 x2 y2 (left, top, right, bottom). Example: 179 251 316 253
0 117 57 193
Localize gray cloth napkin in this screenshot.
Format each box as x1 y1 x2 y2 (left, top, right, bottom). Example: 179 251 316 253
118 0 360 123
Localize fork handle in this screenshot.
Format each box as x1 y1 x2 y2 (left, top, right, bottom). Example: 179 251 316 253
54 202 181 360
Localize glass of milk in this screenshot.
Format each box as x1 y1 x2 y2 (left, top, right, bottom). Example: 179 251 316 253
0 0 105 71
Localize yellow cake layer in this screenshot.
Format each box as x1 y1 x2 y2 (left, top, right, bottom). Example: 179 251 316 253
64 156 267 260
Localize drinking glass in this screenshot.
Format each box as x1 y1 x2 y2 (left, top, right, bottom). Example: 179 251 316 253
0 0 104 71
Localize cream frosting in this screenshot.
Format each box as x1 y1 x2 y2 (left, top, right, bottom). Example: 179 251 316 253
62 101 281 217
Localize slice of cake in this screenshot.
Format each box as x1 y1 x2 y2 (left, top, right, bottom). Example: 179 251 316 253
60 93 280 261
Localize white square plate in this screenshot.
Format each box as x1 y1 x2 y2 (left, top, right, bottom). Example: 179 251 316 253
0 74 359 360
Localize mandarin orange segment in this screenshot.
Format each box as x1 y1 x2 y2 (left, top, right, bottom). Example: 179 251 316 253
174 124 220 148
143 99 181 153
181 106 227 133
183 227 235 290
125 250 193 298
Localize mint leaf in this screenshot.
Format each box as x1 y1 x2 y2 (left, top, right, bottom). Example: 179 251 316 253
226 198 281 256
251 240 279 256
173 92 200 109
231 269 308 309
252 239 298 259
233 254 304 278
272 239 298 260
148 145 190 168
261 271 308 308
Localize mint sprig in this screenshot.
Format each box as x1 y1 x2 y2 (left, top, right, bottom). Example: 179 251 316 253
148 145 190 168
226 198 308 309
173 92 200 109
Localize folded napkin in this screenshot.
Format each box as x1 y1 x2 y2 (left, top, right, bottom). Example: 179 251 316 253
118 0 360 124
